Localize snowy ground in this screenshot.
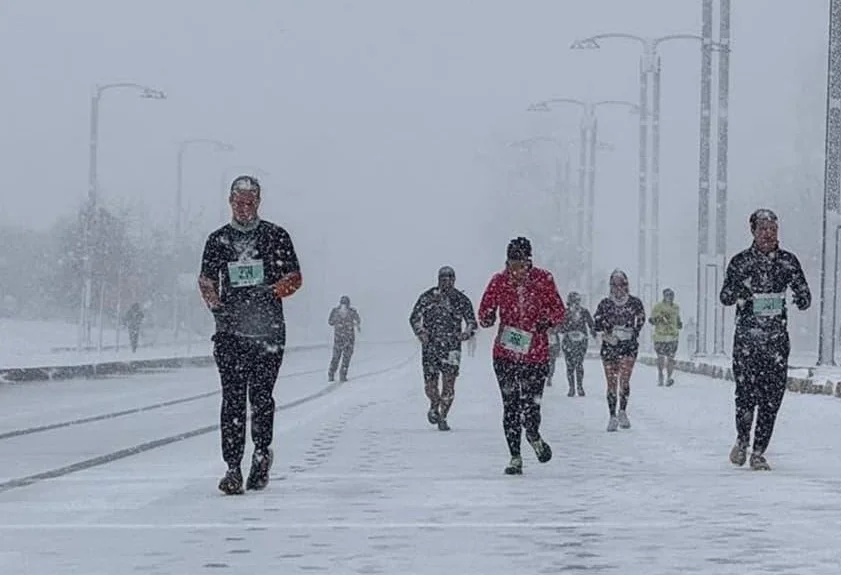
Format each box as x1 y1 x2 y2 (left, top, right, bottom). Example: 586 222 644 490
0 318 214 370
0 341 839 574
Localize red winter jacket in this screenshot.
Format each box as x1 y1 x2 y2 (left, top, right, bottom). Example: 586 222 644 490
477 266 566 364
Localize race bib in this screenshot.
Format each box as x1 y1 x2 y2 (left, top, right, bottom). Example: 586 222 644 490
500 326 533 354
567 331 586 342
752 293 784 317
444 350 461 366
614 326 634 341
227 259 265 288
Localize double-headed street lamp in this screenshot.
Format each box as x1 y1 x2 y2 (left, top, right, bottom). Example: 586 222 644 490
79 82 166 350
528 99 638 302
572 13 731 356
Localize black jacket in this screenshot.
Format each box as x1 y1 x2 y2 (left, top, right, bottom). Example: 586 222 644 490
719 244 810 338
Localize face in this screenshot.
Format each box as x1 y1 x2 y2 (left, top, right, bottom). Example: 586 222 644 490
506 259 530 281
229 190 260 223
610 274 629 297
752 219 778 252
438 273 455 292
664 291 674 304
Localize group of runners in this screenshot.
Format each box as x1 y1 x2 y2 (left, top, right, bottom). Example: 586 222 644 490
198 176 811 493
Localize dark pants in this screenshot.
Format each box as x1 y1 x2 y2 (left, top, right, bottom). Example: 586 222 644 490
213 333 284 468
128 327 140 353
563 340 588 391
493 358 549 457
329 337 354 380
731 331 789 454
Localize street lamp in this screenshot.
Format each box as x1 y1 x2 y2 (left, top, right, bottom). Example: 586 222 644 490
818 0 841 366
572 20 730 356
529 99 638 302
172 139 235 340
79 82 166 350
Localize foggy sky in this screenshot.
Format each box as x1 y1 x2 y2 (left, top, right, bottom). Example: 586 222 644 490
0 1 831 342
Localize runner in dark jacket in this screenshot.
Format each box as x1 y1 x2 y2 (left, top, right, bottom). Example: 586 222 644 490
409 266 478 431
720 208 810 471
558 291 595 397
593 269 646 432
327 295 361 382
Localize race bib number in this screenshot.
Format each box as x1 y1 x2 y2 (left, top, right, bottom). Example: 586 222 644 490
227 259 265 288
614 326 634 341
568 331 586 342
444 350 461 366
753 293 784 317
500 326 533 354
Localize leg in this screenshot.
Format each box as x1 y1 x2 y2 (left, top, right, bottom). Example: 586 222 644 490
617 355 636 412
564 346 576 395
731 341 757 448
214 334 248 469
572 343 586 395
752 336 790 456
494 358 523 457
340 341 354 381
248 341 283 455
655 346 665 385
328 342 342 380
602 359 619 416
521 362 549 443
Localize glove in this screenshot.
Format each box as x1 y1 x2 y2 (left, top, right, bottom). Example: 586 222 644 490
272 272 303 300
535 318 552 333
417 331 429 345
479 311 496 328
459 330 474 342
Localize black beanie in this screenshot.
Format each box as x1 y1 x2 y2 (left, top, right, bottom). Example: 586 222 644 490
507 237 532 262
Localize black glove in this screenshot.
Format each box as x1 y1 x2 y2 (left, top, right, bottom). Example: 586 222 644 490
535 318 552 333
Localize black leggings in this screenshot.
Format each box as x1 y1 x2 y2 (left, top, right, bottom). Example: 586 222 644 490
493 358 549 457
213 333 284 468
731 333 789 454
563 340 588 389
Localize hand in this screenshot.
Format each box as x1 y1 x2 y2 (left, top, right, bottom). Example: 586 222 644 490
479 311 496 328
418 331 429 345
459 330 473 342
535 319 552 333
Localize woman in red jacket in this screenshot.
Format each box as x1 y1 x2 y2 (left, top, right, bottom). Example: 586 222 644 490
478 237 566 475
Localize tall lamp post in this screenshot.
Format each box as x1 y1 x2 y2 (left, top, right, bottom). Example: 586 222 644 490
818 0 841 366
79 82 166 350
572 22 730 356
528 98 638 302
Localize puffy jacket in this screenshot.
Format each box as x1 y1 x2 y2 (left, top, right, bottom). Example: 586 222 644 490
477 266 566 364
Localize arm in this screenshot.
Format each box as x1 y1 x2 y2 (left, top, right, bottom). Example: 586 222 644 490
633 299 647 333
409 294 427 338
477 276 499 328
788 254 812 311
460 294 479 339
354 309 362 332
720 254 748 307
593 300 610 333
676 306 683 330
328 308 337 326
272 229 303 299
585 309 596 336
540 273 566 330
198 237 223 309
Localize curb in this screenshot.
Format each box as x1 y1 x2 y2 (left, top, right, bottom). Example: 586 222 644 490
634 355 840 399
0 343 328 384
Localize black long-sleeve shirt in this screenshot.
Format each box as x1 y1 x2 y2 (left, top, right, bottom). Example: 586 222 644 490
719 244 810 336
